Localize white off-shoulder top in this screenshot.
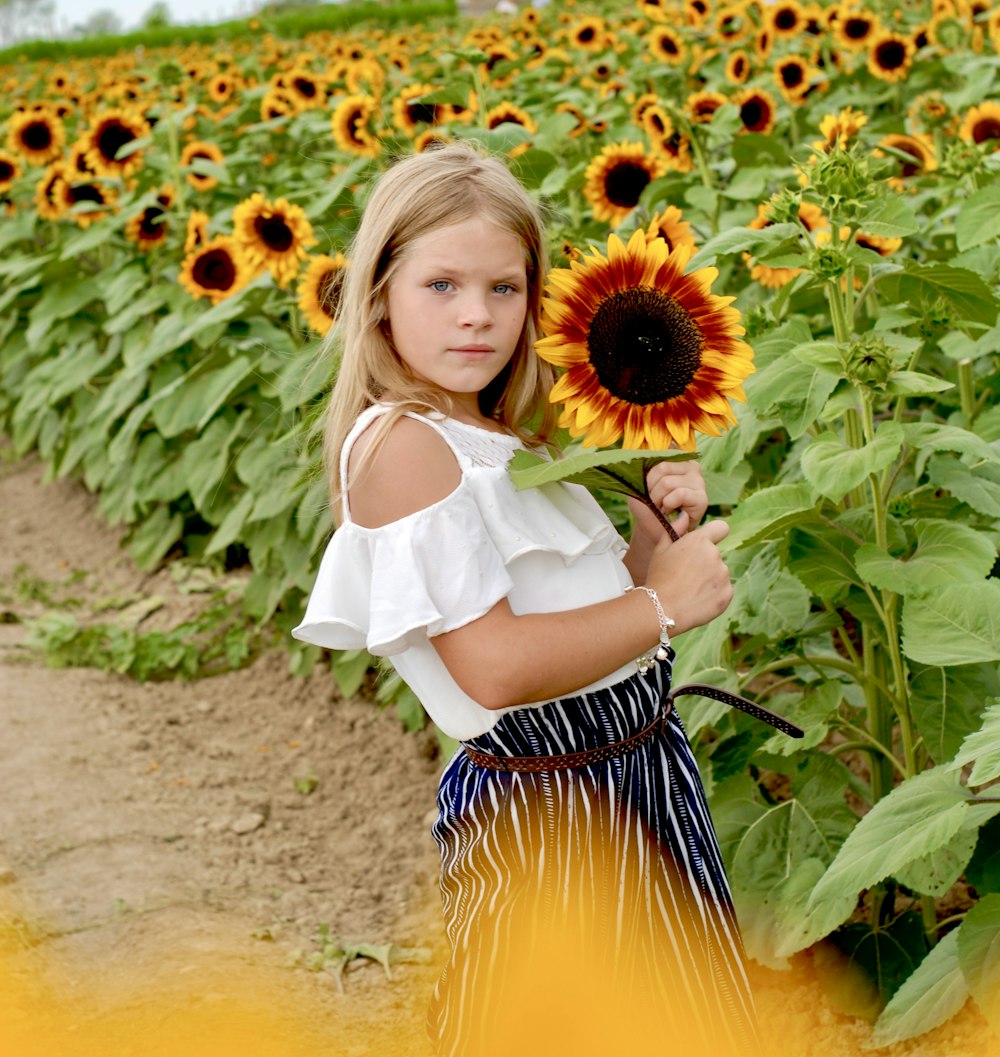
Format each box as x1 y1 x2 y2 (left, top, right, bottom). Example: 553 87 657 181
291 404 636 740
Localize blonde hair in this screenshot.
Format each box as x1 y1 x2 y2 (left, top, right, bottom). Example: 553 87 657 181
321 142 556 518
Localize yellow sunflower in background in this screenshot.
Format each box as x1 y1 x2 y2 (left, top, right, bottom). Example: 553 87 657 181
232 192 317 288
83 108 150 179
185 209 210 252
867 31 915 81
855 230 902 256
297 252 349 336
814 105 868 151
877 132 937 187
644 205 698 253
630 92 660 128
733 87 778 134
770 0 805 38
714 5 751 43
178 235 253 304
569 15 607 50
744 200 827 287
331 94 381 157
774 55 814 102
56 175 117 228
125 186 174 250
7 108 65 165
649 26 686 64
837 9 880 50
286 69 325 111
392 83 448 136
0 150 20 193
959 102 1000 149
485 102 538 133
260 89 297 122
414 128 451 152
556 101 588 137
535 229 754 450
34 163 66 220
640 103 674 141
180 140 225 190
583 142 666 226
725 49 752 84
686 90 728 123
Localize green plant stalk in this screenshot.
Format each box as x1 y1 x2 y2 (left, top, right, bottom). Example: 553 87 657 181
165 112 187 215
958 357 976 425
689 126 714 190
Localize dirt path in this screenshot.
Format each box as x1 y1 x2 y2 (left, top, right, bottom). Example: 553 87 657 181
1 445 996 1057
0 447 444 1055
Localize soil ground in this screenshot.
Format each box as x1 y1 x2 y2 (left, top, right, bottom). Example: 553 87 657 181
0 446 997 1057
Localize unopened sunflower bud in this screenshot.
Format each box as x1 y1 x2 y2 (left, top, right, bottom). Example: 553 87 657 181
766 188 803 227
916 297 953 339
809 242 850 281
844 334 894 388
809 149 876 216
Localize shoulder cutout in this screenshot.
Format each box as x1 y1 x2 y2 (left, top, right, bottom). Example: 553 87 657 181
347 415 462 528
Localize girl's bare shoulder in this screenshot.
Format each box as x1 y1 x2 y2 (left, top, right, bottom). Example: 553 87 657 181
347 413 461 528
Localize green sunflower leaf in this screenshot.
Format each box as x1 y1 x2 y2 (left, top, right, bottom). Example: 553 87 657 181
956 186 1000 252
800 421 904 503
508 447 694 499
901 582 1000 666
686 222 801 270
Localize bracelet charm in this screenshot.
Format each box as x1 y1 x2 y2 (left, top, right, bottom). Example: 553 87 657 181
625 585 676 672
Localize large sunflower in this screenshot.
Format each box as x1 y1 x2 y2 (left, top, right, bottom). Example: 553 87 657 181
297 252 349 336
6 108 65 166
958 102 1000 149
178 235 253 304
83 107 150 179
232 192 317 288
331 94 381 157
535 230 754 451
583 142 667 227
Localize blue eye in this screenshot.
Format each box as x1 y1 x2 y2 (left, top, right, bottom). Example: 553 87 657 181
494 283 517 295
430 280 452 292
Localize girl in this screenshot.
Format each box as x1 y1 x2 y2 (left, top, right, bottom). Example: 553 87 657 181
293 144 785 1056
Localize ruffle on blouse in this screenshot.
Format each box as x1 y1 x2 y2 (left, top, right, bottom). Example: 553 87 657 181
291 470 626 657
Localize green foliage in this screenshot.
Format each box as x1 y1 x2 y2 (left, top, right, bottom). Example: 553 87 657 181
286 923 431 993
25 596 268 680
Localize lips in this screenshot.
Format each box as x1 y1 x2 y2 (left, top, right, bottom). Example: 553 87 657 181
451 345 494 353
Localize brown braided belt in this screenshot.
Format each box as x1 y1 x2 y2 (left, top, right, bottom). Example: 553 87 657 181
463 683 804 773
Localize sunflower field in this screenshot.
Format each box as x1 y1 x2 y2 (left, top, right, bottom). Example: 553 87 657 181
1 0 999 1045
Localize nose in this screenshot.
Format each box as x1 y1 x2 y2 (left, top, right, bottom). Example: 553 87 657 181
458 289 493 328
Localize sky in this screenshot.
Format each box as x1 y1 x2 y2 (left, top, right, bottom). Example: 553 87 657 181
47 0 252 35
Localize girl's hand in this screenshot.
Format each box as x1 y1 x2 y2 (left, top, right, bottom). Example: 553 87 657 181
628 459 708 542
645 518 733 633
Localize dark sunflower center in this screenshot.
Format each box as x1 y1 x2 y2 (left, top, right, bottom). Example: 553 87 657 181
781 62 804 87
875 40 906 68
658 33 679 54
578 26 595 42
97 121 135 163
972 117 1000 144
23 120 53 151
489 111 525 129
844 16 870 38
0 160 14 181
740 97 767 129
294 77 316 97
193 248 236 290
254 214 294 252
68 183 104 205
407 100 437 125
587 287 703 404
774 8 797 29
604 161 652 208
140 206 166 238
897 145 925 177
317 267 345 316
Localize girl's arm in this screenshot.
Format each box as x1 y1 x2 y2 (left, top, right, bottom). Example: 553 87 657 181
349 418 731 712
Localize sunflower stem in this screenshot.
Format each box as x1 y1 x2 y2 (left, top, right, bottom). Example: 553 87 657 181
638 494 680 542
958 357 976 425
689 127 713 190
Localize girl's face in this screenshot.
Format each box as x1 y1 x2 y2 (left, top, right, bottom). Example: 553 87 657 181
385 215 529 421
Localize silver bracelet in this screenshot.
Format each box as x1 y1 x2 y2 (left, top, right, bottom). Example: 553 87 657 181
626 585 676 673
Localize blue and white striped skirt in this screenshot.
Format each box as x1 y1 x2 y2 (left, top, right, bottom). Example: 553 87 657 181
427 660 758 1057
